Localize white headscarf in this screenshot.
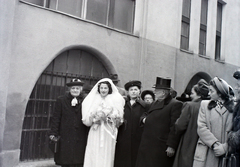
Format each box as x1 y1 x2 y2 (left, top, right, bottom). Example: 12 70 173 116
82 78 125 126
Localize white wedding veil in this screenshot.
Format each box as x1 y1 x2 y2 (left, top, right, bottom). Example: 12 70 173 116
82 78 125 126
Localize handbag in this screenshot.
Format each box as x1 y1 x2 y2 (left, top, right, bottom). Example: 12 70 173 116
221 153 237 167
49 136 60 153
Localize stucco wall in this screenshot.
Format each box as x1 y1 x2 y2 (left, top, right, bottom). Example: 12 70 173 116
1 1 240 166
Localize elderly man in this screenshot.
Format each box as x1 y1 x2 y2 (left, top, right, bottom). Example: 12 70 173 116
136 77 183 167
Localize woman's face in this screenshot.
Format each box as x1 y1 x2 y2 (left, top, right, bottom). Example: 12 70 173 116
70 86 82 97
190 88 200 101
208 85 220 101
144 94 154 104
99 83 109 97
128 86 140 99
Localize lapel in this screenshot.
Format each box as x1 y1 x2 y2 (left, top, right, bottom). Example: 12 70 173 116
214 105 228 115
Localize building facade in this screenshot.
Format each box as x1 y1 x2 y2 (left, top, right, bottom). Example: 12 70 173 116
1 0 240 166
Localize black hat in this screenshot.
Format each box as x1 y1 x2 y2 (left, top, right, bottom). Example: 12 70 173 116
233 69 240 80
153 77 171 89
83 84 93 93
141 90 155 101
66 78 84 87
176 93 191 102
124 80 142 91
109 74 120 82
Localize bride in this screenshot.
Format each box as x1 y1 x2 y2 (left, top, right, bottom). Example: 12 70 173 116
82 78 125 167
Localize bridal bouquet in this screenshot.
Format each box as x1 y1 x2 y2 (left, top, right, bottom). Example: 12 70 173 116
91 103 123 130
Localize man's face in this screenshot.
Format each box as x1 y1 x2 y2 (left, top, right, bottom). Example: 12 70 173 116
128 86 140 99
154 89 169 100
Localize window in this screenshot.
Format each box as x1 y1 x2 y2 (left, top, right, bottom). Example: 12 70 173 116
180 0 191 50
21 0 135 33
215 2 223 60
199 0 208 55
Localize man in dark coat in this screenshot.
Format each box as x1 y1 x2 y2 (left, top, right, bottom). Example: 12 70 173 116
136 77 183 167
49 78 89 167
114 80 149 167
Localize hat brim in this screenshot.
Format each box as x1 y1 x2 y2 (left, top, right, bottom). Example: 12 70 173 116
66 82 84 87
152 86 171 90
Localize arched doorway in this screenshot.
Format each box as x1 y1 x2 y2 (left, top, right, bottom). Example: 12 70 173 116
20 48 113 161
184 72 211 95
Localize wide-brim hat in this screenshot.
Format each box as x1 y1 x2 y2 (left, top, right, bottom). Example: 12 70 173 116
152 77 171 89
141 90 155 101
233 69 240 80
66 78 84 87
124 80 141 91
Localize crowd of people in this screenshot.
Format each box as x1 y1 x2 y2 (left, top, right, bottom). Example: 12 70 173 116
49 70 240 167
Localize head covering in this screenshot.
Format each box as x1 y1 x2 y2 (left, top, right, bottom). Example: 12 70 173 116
124 80 142 91
108 74 120 82
212 77 230 98
233 69 240 80
197 79 209 98
141 90 155 101
82 78 125 126
83 84 93 93
152 77 171 90
66 78 84 87
176 93 191 102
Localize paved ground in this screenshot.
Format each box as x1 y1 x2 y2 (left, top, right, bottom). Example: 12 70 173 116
16 159 60 167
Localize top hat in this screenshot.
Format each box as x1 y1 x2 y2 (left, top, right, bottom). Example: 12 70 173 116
233 69 240 80
109 74 120 82
141 90 155 101
66 78 84 87
152 77 171 89
124 80 142 91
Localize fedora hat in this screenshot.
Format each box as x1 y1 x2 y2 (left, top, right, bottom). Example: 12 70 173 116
152 77 171 90
124 80 141 91
66 78 84 87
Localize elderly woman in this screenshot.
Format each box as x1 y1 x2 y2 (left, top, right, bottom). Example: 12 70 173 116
141 90 155 104
49 78 89 167
82 78 125 167
193 77 234 167
173 79 209 167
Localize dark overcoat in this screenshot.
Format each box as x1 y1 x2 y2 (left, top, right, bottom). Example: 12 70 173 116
114 97 149 167
172 99 201 167
49 93 89 166
136 95 183 167
228 99 240 167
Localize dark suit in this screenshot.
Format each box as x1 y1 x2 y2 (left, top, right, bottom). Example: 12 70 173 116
136 95 183 167
114 97 149 167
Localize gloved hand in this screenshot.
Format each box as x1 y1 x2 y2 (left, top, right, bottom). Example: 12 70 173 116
213 143 226 156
